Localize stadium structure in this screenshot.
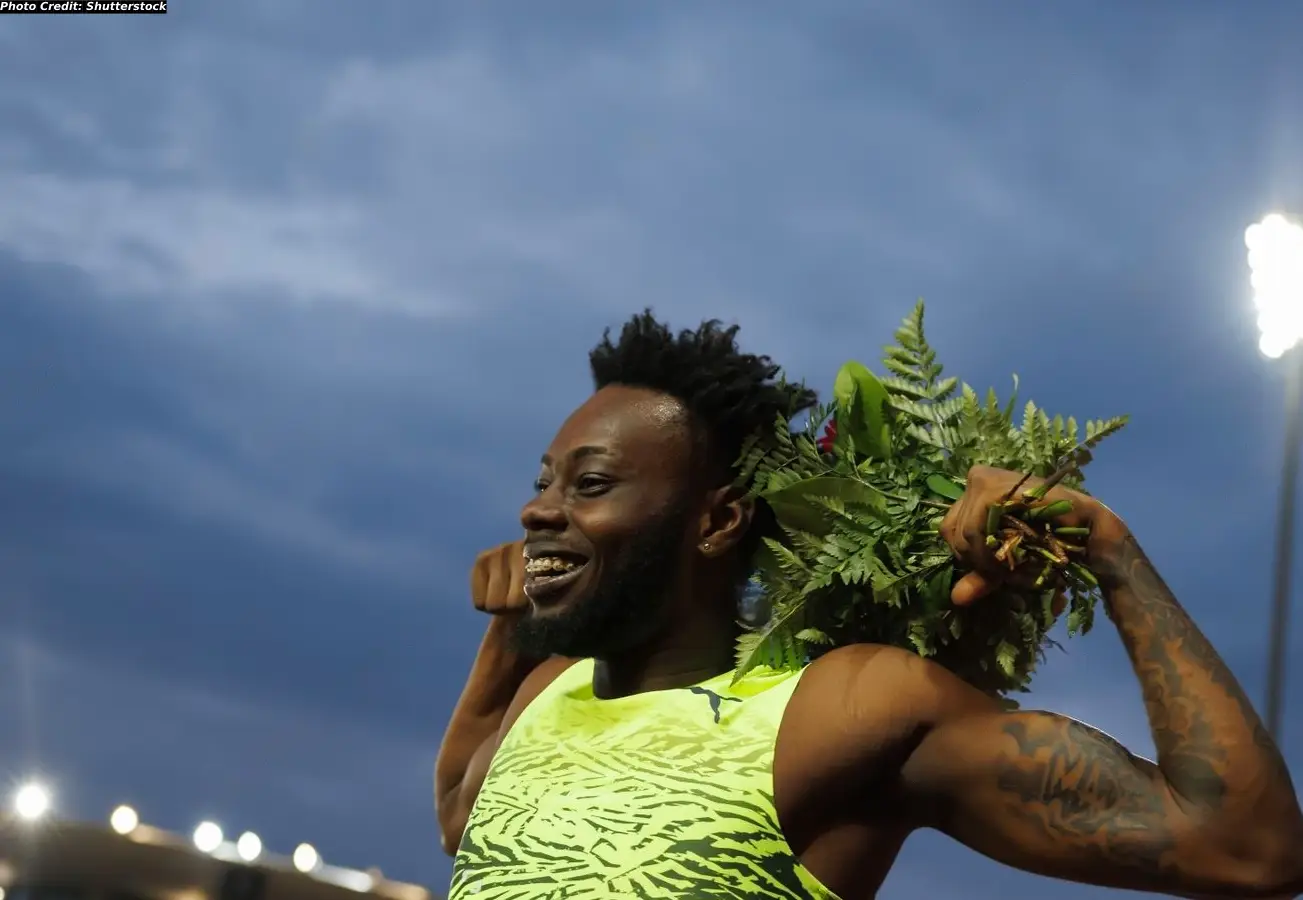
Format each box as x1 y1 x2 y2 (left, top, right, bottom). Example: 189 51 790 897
0 782 439 900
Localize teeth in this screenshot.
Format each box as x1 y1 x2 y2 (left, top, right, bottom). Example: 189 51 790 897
525 556 580 576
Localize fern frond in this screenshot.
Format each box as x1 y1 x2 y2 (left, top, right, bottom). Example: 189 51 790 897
733 589 810 682
735 299 1127 697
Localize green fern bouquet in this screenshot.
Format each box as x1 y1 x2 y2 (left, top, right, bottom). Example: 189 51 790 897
733 301 1128 696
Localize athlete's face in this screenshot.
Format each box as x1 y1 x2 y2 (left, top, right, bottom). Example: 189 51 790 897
511 385 700 659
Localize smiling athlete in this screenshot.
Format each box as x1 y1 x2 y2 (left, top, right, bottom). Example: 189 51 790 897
435 312 1303 899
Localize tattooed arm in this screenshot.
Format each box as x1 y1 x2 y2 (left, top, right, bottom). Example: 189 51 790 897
882 469 1303 896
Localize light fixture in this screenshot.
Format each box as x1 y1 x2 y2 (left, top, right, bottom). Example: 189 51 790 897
193 821 223 853
1247 209 1303 742
292 842 320 872
1246 212 1303 359
236 831 263 862
332 869 375 893
12 782 51 821
109 804 139 834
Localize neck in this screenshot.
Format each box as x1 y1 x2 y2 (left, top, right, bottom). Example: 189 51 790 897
592 610 737 699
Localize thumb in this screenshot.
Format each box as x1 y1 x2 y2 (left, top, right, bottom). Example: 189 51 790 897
951 570 1000 606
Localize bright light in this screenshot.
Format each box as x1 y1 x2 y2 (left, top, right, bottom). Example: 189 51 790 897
292 842 320 872
333 870 375 893
235 831 263 862
109 804 139 835
193 821 223 853
1246 212 1303 358
12 782 51 821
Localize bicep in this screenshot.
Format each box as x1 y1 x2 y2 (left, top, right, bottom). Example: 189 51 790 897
901 708 1199 892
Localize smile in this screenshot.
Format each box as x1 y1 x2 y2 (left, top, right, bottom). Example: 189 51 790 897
523 556 589 602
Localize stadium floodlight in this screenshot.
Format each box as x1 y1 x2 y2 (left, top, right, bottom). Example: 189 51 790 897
333 869 376 893
292 842 321 873
1246 212 1303 358
193 821 224 853
109 804 139 835
1246 210 1303 744
12 782 51 821
236 831 263 862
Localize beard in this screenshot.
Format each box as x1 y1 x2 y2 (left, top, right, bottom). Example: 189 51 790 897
509 498 692 660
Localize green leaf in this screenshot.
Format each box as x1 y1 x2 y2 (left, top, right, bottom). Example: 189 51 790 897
733 298 1128 699
733 596 808 683
1002 374 1020 424
762 475 889 537
921 564 954 611
996 640 1018 677
925 473 965 501
832 360 893 460
795 628 834 645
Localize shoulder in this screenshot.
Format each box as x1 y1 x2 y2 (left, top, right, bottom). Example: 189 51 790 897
771 645 953 838
775 645 1003 826
783 644 998 758
796 642 946 706
502 656 582 733
778 645 928 769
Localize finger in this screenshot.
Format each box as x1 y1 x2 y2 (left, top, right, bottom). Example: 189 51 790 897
491 544 517 611
938 495 973 560
952 570 1001 606
507 542 527 607
1051 590 1067 618
470 550 491 609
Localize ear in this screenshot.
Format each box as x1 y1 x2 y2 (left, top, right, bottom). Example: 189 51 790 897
696 486 754 558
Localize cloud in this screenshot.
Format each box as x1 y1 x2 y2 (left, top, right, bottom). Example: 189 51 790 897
0 2 1187 327
33 428 443 581
0 173 411 309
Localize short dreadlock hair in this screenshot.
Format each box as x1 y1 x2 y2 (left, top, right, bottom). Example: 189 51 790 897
588 310 817 575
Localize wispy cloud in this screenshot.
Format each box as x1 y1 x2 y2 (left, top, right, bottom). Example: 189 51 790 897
33 429 443 581
0 4 1183 323
0 174 400 307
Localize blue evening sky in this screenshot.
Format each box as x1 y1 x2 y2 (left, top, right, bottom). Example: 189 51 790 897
0 2 1300 896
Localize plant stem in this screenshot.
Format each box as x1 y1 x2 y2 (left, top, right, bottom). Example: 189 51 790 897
1025 499 1073 519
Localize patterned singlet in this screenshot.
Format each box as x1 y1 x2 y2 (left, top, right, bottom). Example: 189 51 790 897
448 659 840 899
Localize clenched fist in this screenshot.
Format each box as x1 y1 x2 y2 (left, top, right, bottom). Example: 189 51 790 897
939 465 1127 607
470 540 530 615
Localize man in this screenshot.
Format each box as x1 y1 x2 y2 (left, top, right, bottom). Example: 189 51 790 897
436 312 1303 899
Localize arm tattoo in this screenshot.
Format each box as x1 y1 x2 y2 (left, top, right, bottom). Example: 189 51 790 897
1097 535 1293 807
976 533 1302 888
996 715 1174 875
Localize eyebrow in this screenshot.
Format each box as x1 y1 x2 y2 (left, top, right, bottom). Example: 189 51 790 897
540 445 612 466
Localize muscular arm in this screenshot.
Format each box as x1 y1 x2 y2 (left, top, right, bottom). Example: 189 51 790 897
434 616 572 855
846 531 1302 895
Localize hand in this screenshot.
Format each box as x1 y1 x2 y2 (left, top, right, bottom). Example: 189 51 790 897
939 465 1127 606
470 539 529 615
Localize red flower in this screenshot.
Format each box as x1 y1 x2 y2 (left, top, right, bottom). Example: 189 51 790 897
816 418 837 454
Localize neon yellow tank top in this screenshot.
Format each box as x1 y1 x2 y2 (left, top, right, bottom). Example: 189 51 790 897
448 659 840 899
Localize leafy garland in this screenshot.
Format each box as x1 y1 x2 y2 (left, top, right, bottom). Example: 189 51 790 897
732 301 1127 696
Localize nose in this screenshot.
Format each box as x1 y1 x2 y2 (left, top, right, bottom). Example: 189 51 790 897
521 487 567 533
